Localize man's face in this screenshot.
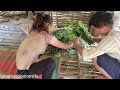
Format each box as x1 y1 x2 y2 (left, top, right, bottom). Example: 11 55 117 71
90 25 108 36
90 25 101 36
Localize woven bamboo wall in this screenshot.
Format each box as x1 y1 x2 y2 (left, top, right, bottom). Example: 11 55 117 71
51 11 91 28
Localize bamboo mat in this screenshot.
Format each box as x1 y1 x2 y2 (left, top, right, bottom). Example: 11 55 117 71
60 55 98 79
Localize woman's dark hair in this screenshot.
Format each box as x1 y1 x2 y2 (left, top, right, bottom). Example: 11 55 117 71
89 11 113 29
31 13 53 33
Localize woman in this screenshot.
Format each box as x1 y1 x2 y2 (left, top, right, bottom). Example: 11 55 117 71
16 13 73 79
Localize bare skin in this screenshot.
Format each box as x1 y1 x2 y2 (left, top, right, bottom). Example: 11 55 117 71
17 23 73 70
89 28 102 43
91 35 102 43
94 74 107 79
92 58 112 79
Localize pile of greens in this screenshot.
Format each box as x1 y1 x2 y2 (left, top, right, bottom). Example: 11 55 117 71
44 21 94 56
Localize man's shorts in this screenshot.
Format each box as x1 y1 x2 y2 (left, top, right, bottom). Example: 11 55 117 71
97 54 120 79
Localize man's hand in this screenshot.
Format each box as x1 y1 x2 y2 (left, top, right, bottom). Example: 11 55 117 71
67 42 74 48
73 37 83 57
73 37 81 44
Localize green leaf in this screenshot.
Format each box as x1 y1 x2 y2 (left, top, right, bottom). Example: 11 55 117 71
44 20 94 56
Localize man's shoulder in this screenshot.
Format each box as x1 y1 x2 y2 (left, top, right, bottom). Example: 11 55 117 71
111 30 120 36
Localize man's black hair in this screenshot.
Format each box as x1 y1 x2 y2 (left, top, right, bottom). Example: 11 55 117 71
89 11 113 29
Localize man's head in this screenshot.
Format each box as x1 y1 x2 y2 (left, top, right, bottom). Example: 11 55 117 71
89 11 113 36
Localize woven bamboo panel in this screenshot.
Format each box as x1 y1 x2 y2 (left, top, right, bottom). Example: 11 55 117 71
59 55 98 79
51 11 91 28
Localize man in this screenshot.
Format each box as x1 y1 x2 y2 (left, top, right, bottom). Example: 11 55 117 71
90 11 118 43
73 11 120 79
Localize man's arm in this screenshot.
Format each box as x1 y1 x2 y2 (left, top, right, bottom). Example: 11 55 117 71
73 35 116 61
73 37 83 56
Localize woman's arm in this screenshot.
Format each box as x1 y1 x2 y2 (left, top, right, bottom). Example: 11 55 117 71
48 36 73 50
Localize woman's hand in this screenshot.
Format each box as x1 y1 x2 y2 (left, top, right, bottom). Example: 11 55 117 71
49 36 74 50
67 42 73 48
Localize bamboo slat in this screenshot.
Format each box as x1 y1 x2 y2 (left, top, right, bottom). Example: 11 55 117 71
52 11 91 27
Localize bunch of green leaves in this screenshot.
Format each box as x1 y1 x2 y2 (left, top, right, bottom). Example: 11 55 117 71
44 20 94 56
65 21 94 44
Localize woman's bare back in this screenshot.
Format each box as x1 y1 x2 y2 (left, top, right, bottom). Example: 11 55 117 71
16 31 48 70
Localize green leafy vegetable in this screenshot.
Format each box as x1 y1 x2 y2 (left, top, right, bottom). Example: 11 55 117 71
44 20 94 56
